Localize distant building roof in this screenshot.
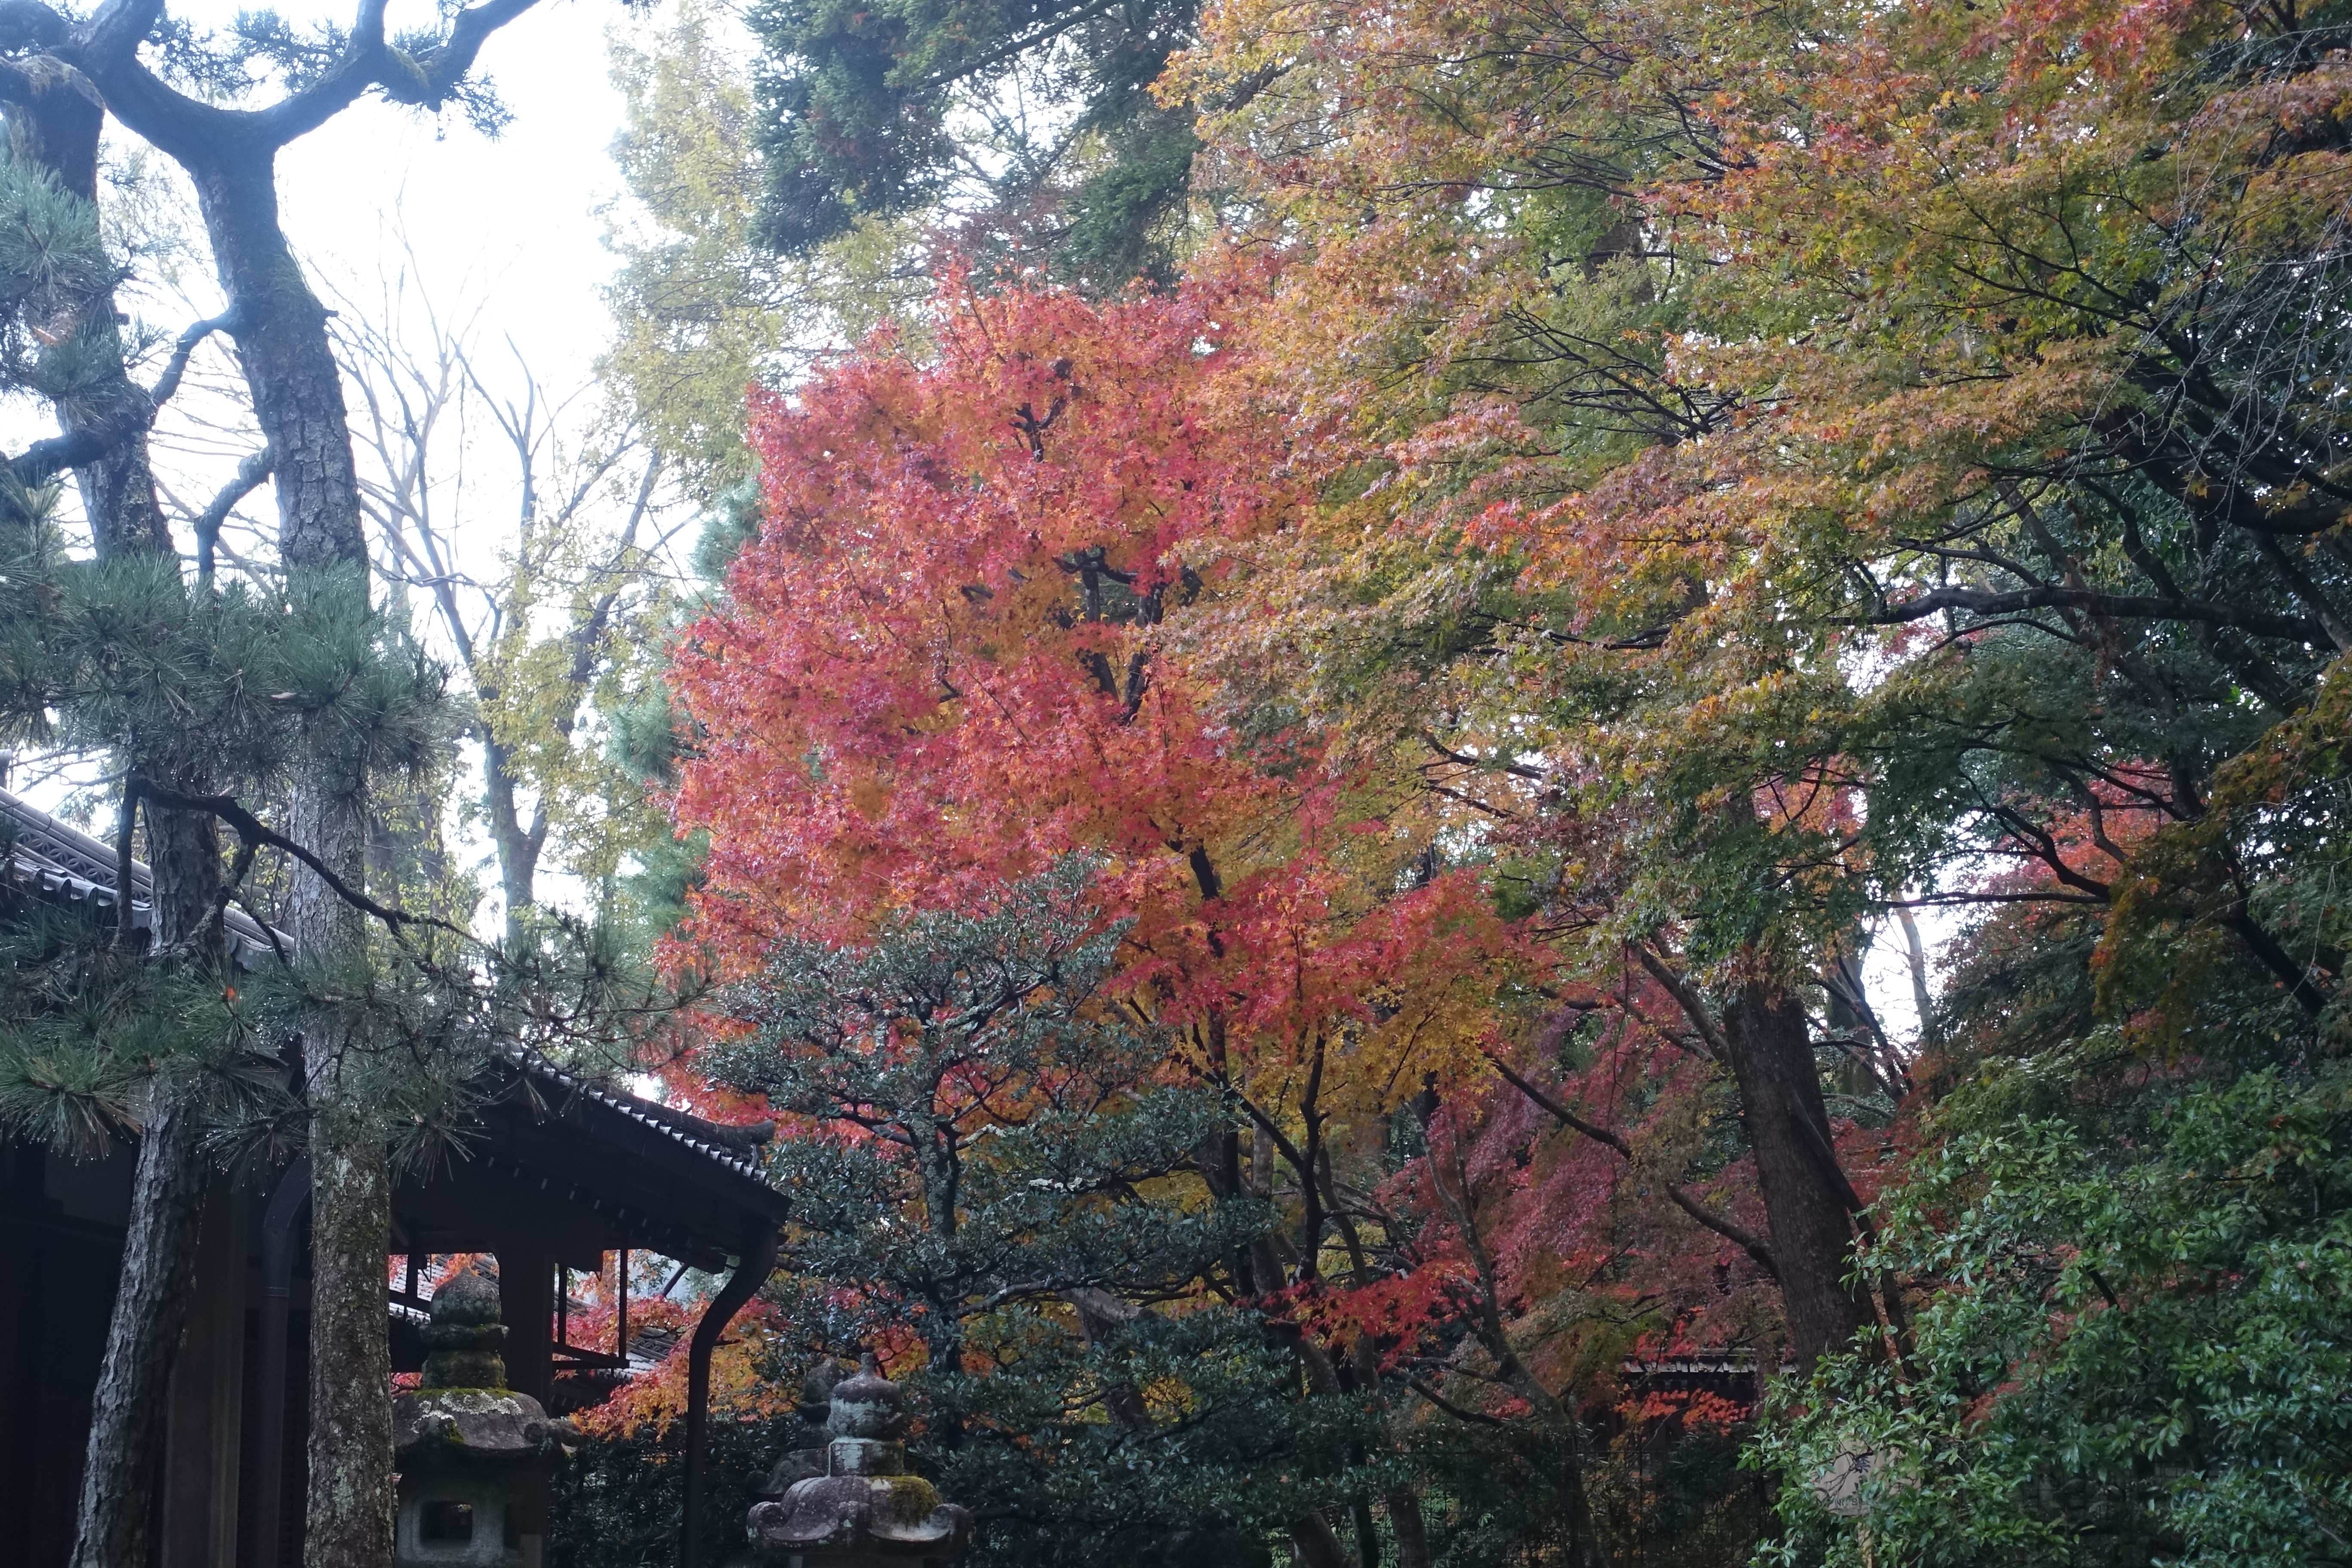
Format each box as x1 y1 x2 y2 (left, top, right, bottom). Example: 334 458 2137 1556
0 783 782 1229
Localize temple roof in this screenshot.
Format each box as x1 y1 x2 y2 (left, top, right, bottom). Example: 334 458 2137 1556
1 783 786 1253
1 784 284 966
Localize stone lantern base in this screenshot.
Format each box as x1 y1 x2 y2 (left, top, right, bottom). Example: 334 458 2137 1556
394 1468 529 1568
392 1270 556 1568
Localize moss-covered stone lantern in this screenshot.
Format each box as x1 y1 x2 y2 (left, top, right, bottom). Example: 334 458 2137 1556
392 1268 557 1568
744 1352 972 1567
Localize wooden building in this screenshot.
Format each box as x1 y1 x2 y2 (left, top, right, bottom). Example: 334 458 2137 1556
0 787 789 1568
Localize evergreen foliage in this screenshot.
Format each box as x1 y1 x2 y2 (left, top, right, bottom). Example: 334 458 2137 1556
1761 1060 2352 1568
695 860 1374 1561
746 0 1200 286
0 909 274 1159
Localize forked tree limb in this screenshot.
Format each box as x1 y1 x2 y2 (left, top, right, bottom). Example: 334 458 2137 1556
9 307 245 490
194 447 275 582
133 780 469 943
1627 943 1730 1060
1482 1049 1781 1281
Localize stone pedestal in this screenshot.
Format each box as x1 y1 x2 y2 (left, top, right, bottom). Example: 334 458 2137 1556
754 1358 851 1501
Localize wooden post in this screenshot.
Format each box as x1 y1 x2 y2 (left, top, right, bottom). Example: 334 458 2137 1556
160 1175 248 1568
497 1247 554 1405
497 1248 555 1568
244 1157 309 1568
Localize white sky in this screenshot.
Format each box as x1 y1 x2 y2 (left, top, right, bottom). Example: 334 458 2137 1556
182 0 634 387
4 0 679 920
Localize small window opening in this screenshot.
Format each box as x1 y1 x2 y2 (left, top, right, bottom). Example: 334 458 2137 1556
420 1501 475 1543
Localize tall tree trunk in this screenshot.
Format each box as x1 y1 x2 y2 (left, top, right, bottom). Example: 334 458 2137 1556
3 45 222 957
1288 1513 1353 1568
5 60 229 1568
63 8 543 1564
305 1096 394 1565
480 729 543 946
1721 983 1874 1366
184 147 392 1568
1387 1490 1432 1568
68 1084 211 1568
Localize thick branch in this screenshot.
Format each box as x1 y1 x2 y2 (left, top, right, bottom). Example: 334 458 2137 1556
194 447 274 582
0 1 69 53
1627 943 1730 1060
1484 1050 1779 1280
250 0 392 144
9 307 240 490
395 0 542 104
76 0 542 156
70 0 250 160
1850 585 2321 643
114 770 139 950
2219 904 2333 1016
133 781 467 941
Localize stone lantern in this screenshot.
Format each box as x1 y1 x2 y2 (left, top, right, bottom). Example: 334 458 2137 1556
744 1353 972 1567
755 1358 854 1499
392 1268 557 1568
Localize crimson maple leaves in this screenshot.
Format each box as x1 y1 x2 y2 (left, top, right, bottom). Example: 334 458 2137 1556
669 266 1526 1147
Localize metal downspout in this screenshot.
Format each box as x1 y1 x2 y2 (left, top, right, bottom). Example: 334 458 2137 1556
679 1224 779 1568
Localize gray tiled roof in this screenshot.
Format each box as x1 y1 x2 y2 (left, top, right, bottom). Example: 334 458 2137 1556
0 784 776 1191
0 784 285 966
505 1044 774 1186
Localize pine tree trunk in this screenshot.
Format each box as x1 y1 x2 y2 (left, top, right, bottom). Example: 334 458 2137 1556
182 147 391 1568
67 1081 209 1568
6 61 230 1568
1721 983 1874 1366
67 21 537 1568
304 1096 395 1568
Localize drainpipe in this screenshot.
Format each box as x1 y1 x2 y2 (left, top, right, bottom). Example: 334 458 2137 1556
679 1224 778 1568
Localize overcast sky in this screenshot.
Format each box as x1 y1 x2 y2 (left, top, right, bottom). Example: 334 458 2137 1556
181 0 636 385
4 0 668 893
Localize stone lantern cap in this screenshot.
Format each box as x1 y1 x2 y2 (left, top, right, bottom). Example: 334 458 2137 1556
745 1353 971 1564
392 1267 554 1471
825 1354 910 1441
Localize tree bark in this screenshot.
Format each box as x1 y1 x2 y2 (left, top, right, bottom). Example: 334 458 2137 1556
160 123 398 1568
147 121 390 1568
1720 983 1874 1367
58 5 544 1563
1387 1490 1432 1568
152 137 393 1568
481 729 544 945
3 57 231 1568
67 1083 210 1568
304 1096 395 1568
181 156 369 573
0 50 224 959
1287 1512 1352 1568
